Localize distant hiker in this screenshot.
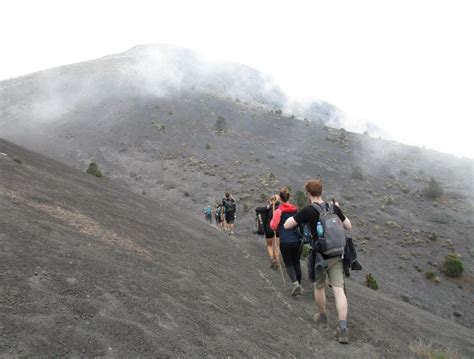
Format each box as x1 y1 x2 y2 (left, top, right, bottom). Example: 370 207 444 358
284 179 352 344
204 205 213 224
270 188 303 296
255 195 281 270
215 203 225 229
222 192 236 235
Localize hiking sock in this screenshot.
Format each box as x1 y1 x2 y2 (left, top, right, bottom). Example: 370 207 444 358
338 320 347 330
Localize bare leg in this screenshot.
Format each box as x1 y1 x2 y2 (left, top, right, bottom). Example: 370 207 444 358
315 287 326 314
266 238 275 260
332 287 348 321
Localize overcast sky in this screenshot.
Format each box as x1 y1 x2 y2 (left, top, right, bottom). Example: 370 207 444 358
1 0 473 158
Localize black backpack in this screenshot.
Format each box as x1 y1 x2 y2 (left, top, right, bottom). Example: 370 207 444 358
224 198 236 213
254 212 265 235
312 202 346 257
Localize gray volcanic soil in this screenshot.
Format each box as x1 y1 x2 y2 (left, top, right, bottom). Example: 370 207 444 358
1 139 473 357
5 87 473 329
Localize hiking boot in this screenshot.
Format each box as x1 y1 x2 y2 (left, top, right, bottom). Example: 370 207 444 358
291 282 303 296
313 312 328 327
335 324 349 344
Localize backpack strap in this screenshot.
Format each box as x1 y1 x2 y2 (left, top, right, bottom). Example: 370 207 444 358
311 202 327 215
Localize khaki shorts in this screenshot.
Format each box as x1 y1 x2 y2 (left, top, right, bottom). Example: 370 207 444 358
314 257 344 289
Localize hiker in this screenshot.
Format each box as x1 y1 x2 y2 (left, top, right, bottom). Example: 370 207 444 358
270 188 303 296
204 205 212 224
215 203 224 229
284 179 352 344
255 195 281 270
222 192 236 235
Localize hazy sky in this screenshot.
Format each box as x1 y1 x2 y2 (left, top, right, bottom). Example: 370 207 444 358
1 0 473 158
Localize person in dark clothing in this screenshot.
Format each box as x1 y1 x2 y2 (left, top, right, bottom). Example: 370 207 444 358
270 187 303 296
255 195 280 270
284 179 352 344
222 192 236 234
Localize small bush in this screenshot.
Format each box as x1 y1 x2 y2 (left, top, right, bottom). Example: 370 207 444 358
86 162 103 178
205 143 211 150
339 128 347 141
275 109 282 115
425 271 436 280
215 116 227 132
424 177 443 200
442 253 463 278
366 273 379 290
13 158 22 164
352 166 364 180
295 190 308 209
243 202 250 213
410 338 460 359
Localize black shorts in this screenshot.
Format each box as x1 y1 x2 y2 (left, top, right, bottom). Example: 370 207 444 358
265 231 279 239
225 213 235 223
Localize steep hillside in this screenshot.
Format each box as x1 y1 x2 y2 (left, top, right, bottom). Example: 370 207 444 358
0 45 472 330
1 139 473 357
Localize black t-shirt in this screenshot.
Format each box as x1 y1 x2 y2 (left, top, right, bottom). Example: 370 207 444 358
293 202 346 240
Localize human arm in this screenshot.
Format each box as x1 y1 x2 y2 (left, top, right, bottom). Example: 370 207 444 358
334 203 352 230
270 208 282 231
283 216 297 229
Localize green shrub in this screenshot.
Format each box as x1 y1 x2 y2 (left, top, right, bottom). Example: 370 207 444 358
295 190 308 209
205 143 211 150
425 271 436 280
442 253 463 278
13 158 22 164
366 273 379 290
352 166 364 180
410 338 460 359
86 162 103 178
215 116 227 132
424 177 443 200
338 128 347 141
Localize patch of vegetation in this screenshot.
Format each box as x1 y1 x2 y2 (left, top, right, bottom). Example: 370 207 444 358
352 166 364 180
242 202 250 213
424 177 443 200
442 253 463 278
425 271 436 280
295 190 308 209
215 116 228 133
410 338 460 359
260 193 267 201
13 158 22 164
366 273 379 290
154 123 165 132
205 143 211 150
338 128 347 141
184 191 190 197
275 109 282 115
86 162 103 178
